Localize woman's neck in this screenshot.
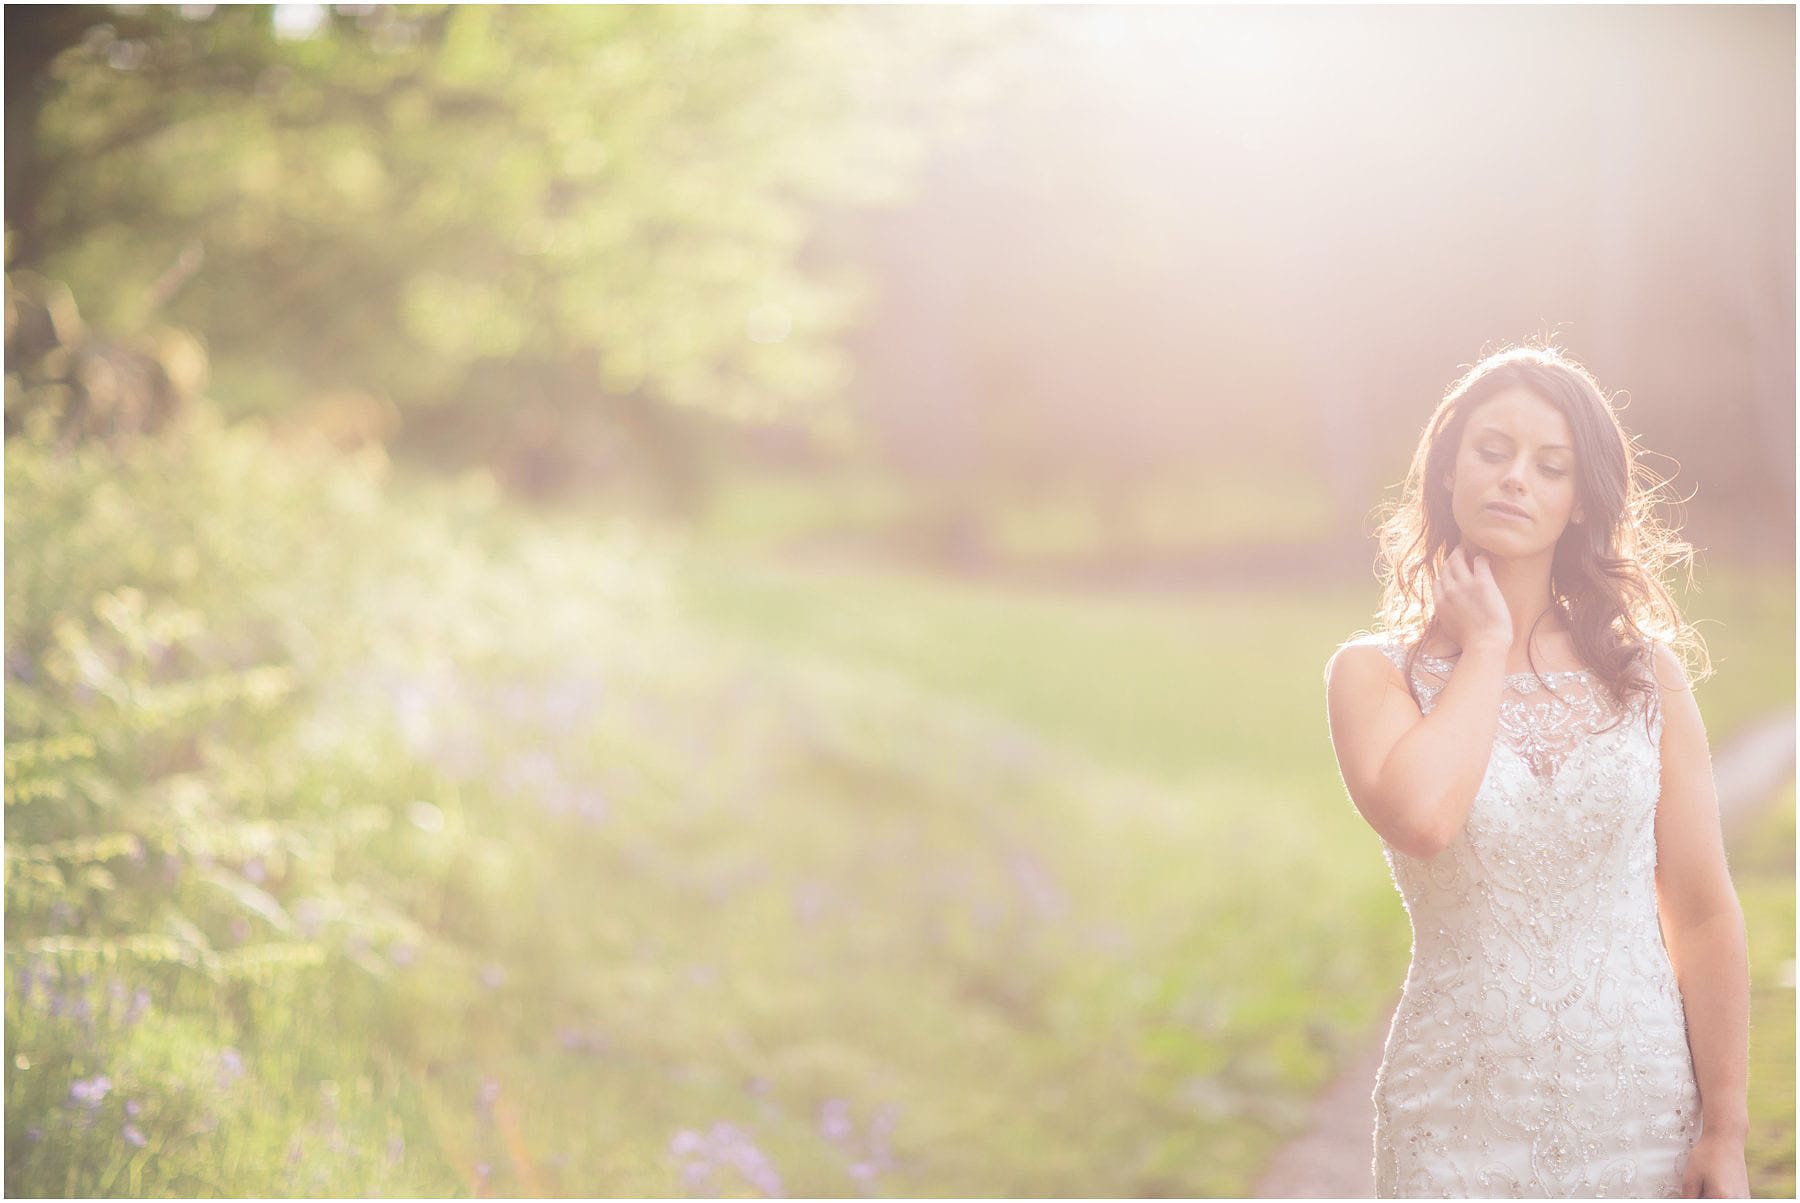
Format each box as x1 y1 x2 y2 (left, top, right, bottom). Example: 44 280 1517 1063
1486 550 1563 650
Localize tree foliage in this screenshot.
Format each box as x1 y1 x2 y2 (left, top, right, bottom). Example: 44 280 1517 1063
8 4 1015 497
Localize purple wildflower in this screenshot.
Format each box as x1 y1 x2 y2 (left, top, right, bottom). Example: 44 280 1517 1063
125 987 151 1025
242 858 266 885
122 1122 147 1148
217 1047 245 1087
474 1161 491 1183
124 1099 141 1118
708 1122 784 1198
26 1127 42 1143
16 962 33 1004
819 1098 854 1144
69 1074 112 1106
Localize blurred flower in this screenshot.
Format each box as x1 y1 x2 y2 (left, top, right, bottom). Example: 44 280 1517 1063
477 1077 500 1114
124 1099 141 1118
819 1098 853 1144
126 987 151 1025
694 1121 785 1198
479 962 506 989
217 1047 246 1087
242 857 267 885
849 1160 879 1186
389 942 417 967
387 1133 405 1164
229 916 252 944
557 1027 607 1056
69 1074 112 1106
669 1128 704 1158
26 1127 42 1143
122 1122 147 1148
474 1161 491 1183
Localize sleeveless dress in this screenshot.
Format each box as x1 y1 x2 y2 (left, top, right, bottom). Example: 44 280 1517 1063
1356 636 1701 1198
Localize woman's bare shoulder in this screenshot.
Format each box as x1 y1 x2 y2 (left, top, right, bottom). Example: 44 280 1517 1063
1646 640 1696 695
1325 633 1406 693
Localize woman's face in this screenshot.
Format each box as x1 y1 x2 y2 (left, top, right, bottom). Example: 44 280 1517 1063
1444 385 1583 559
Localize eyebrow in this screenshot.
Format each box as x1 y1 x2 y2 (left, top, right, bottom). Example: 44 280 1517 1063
1474 427 1572 453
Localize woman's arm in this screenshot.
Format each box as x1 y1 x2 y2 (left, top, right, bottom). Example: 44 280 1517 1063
1650 644 1750 1198
1325 638 1509 858
1324 547 1513 859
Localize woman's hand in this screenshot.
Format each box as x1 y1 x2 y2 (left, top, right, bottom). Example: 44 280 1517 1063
1680 1130 1750 1198
1430 543 1512 655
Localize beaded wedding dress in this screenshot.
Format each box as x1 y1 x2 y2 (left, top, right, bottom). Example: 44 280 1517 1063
1358 636 1700 1198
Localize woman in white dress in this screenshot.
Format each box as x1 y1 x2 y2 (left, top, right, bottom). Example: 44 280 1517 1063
1324 346 1751 1198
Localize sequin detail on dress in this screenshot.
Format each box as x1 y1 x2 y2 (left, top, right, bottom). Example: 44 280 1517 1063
1358 636 1700 1198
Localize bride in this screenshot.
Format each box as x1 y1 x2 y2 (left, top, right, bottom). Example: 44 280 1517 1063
1324 346 1750 1198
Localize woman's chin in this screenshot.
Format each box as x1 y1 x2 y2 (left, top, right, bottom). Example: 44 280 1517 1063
1462 530 1553 561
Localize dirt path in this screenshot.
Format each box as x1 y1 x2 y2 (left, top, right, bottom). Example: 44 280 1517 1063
1252 706 1797 1198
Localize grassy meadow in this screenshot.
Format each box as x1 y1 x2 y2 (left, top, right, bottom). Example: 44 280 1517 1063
5 409 1793 1197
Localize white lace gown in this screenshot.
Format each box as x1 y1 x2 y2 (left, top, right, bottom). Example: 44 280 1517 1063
1359 636 1700 1198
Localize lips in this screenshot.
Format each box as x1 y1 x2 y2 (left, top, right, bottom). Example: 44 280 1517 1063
1485 501 1531 521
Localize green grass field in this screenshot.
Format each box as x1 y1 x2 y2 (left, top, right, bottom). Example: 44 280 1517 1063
6 412 1792 1197
670 542 1796 1196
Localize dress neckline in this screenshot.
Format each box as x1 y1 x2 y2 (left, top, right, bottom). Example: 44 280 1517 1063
1406 647 1600 688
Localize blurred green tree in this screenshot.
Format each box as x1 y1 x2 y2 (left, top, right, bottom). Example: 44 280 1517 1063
6 3 1016 505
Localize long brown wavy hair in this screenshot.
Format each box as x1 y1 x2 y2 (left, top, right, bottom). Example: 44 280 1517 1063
1371 343 1709 716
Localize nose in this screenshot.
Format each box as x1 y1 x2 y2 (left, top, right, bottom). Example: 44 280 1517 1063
1500 456 1528 494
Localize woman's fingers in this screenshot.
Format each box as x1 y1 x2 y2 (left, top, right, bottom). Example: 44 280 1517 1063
1442 546 1467 588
